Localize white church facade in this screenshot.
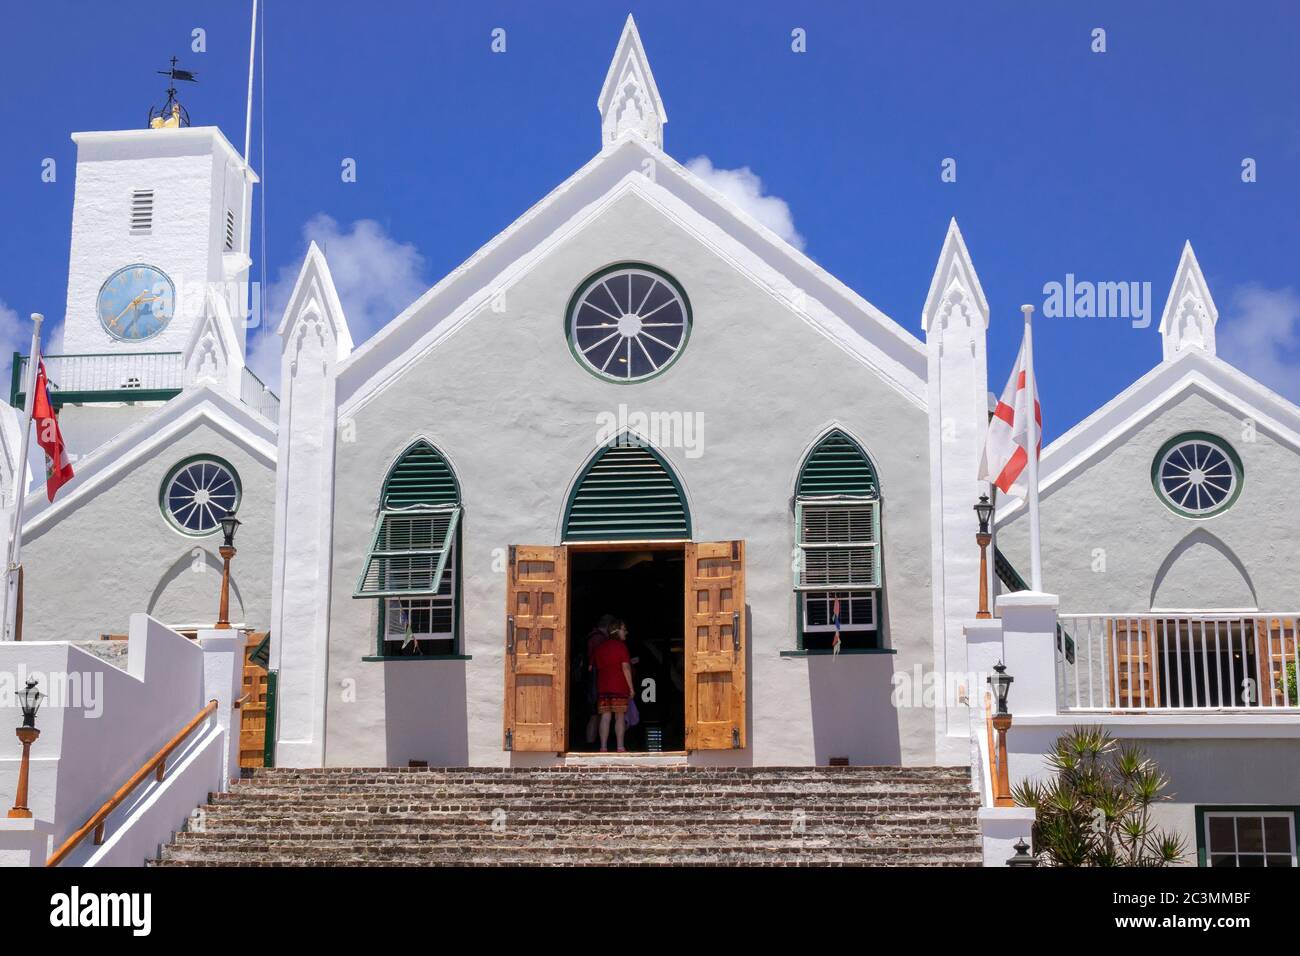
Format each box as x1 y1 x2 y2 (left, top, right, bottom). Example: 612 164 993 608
2 16 1296 866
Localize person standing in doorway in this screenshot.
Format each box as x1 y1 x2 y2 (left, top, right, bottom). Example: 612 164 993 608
584 614 617 746
593 619 634 753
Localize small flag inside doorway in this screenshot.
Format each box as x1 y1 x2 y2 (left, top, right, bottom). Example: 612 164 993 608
831 597 842 656
32 362 73 502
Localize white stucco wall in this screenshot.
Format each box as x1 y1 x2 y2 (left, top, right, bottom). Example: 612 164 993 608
321 190 938 768
997 389 1300 613
20 419 276 639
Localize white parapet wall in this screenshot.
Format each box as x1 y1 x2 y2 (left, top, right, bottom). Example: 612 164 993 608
0 615 241 866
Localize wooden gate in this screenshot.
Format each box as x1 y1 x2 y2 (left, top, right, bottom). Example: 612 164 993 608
239 632 271 768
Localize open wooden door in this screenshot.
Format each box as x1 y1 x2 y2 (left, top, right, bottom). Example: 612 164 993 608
239 632 271 768
684 540 746 749
504 545 568 752
1256 617 1299 707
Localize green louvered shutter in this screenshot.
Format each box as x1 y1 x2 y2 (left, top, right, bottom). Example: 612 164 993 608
796 430 877 497
564 439 690 541
355 442 462 599
383 441 459 507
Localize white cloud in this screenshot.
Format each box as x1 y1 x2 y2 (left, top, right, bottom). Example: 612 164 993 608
1217 284 1300 403
246 214 428 387
684 156 805 251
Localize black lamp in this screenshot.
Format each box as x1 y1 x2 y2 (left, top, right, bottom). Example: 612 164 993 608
988 661 1013 717
974 494 994 535
1006 837 1037 867
219 511 242 549
18 677 42 729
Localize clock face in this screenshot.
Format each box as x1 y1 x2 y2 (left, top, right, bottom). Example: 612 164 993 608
97 264 175 341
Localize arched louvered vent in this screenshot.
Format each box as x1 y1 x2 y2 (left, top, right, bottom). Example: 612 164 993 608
564 437 690 541
384 441 459 507
797 430 877 497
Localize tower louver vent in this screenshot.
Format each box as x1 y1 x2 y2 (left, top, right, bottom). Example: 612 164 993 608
130 190 154 235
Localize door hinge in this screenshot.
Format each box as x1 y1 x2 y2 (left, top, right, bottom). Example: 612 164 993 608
504 728 513 751
508 544 517 583
731 540 740 561
732 610 741 652
731 727 741 749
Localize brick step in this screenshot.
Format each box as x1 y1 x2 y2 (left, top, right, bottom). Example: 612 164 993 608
157 841 982 865
241 771 973 785
178 816 977 842
194 811 980 828
213 786 977 800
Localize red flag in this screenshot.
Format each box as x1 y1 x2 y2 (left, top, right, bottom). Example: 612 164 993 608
32 362 73 502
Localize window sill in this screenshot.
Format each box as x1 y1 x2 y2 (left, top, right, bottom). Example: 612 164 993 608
780 648 896 657
362 655 472 662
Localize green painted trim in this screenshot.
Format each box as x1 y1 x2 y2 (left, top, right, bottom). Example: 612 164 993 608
780 648 896 657
1194 805 1299 867
158 453 243 537
372 523 463 655
262 670 278 768
564 262 693 384
1151 431 1244 519
381 438 462 507
9 353 22 408
796 429 879 497
562 435 692 541
362 655 472 662
14 388 181 408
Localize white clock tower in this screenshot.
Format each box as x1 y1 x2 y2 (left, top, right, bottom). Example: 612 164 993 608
62 123 257 361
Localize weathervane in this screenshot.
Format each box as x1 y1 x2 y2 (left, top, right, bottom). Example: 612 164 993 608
148 56 198 129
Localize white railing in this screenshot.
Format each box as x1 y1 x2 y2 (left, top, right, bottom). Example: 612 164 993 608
14 352 185 401
1056 613 1300 712
239 366 280 421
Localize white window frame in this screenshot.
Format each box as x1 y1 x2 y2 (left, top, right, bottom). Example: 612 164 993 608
800 589 877 634
383 542 457 646
1203 810 1297 867
794 496 881 591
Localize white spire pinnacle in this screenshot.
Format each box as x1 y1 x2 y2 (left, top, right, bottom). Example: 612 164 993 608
922 218 989 334
1159 241 1218 360
598 15 666 150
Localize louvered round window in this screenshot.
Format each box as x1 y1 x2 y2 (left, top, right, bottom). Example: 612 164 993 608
566 265 691 382
1153 433 1242 518
161 456 241 535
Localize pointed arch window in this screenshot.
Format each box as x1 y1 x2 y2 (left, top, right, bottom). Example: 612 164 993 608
794 430 882 651
564 435 690 541
354 440 464 658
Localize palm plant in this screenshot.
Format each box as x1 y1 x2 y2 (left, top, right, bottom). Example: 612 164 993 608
1011 725 1185 866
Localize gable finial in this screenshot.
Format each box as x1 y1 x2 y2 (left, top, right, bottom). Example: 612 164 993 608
597 14 666 150
1159 241 1218 361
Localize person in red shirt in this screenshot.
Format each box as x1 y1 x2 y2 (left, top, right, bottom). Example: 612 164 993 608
583 614 616 746
592 619 634 752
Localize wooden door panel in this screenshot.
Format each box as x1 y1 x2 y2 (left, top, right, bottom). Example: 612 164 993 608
685 540 746 750
504 545 567 752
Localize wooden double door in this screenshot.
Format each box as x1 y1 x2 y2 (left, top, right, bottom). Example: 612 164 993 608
503 541 747 752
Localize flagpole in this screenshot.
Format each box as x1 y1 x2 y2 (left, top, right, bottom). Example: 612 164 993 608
5 314 43 641
1020 304 1043 592
243 0 258 164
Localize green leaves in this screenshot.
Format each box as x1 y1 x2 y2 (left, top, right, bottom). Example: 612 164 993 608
1019 725 1185 867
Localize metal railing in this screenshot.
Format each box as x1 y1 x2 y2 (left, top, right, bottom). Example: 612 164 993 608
239 365 280 421
12 351 185 405
1056 613 1300 712
10 352 280 422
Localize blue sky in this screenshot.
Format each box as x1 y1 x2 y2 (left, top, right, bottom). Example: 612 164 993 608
0 0 1297 440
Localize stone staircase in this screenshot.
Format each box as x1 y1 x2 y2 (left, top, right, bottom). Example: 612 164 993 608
154 765 982 866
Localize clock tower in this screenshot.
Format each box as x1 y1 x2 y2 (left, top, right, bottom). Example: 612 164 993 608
62 123 257 358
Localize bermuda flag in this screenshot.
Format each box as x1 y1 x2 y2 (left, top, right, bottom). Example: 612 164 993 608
980 339 1042 500
32 362 74 502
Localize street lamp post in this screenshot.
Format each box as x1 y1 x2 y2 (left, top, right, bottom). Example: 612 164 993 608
8 677 42 818
216 511 242 630
974 494 994 619
987 661 1014 808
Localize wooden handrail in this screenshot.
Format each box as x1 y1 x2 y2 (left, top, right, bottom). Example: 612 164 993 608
46 698 219 867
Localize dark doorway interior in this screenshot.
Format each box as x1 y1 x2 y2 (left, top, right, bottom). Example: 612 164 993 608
568 548 685 752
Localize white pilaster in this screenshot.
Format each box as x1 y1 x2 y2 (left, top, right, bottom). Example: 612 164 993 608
923 219 991 760
996 590 1060 717
269 243 352 767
